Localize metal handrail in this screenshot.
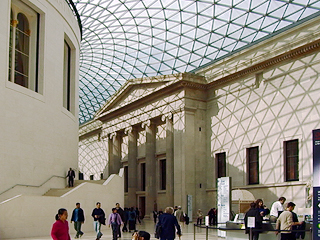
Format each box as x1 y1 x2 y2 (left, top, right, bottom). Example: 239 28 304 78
0 175 66 197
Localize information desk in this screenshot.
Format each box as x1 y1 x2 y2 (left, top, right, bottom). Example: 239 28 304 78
224 221 311 240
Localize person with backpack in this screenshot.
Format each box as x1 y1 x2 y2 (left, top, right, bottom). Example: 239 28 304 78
128 207 137 232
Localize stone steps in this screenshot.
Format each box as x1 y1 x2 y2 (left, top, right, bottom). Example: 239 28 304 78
43 179 106 197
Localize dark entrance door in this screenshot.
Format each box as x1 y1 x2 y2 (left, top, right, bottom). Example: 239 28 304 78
139 196 146 219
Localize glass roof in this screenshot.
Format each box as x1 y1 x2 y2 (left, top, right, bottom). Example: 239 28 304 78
74 0 320 124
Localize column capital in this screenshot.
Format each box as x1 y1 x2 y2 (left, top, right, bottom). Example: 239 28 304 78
141 120 151 129
161 113 173 122
124 126 133 135
109 132 117 140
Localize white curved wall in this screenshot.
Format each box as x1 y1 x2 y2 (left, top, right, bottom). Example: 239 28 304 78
0 0 80 196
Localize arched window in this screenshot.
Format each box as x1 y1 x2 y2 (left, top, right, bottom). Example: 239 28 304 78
9 1 39 92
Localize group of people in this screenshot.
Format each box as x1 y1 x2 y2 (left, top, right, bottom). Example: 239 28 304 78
244 197 305 240
51 202 145 240
195 207 217 226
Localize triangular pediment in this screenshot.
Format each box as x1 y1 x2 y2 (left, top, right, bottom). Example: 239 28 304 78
109 81 167 110
95 75 178 118
95 72 207 119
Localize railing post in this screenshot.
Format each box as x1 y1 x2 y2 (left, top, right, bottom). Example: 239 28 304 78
206 226 208 240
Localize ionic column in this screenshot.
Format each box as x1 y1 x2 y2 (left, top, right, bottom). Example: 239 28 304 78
125 126 137 207
162 113 174 207
142 120 156 216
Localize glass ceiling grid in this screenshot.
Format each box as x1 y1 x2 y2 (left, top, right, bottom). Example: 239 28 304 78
72 0 320 124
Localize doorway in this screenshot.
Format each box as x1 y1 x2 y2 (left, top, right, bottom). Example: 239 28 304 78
139 196 146 219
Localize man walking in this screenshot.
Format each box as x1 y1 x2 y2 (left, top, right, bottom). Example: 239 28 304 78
275 202 303 240
115 203 125 237
92 202 105 240
71 202 85 238
174 206 185 226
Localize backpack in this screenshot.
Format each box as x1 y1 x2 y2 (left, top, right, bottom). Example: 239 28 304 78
130 212 135 219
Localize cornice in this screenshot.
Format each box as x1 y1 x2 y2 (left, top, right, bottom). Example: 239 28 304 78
208 38 320 89
96 39 320 124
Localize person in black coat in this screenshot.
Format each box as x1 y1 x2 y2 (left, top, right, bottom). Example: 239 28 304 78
67 168 75 187
92 202 105 240
116 203 125 237
156 207 181 240
244 202 263 240
71 202 85 238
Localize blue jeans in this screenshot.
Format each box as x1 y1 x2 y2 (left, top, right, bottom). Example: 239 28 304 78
74 221 83 237
111 222 119 240
93 221 102 238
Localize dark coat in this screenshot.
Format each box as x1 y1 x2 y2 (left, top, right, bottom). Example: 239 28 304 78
71 208 85 222
157 213 181 240
244 208 263 234
91 208 106 225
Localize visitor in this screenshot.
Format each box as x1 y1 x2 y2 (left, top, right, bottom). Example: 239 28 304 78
196 209 204 225
108 208 123 240
135 207 141 224
275 202 303 240
156 207 182 240
244 202 262 240
208 208 215 225
153 210 158 224
71 202 85 239
128 207 137 232
270 197 286 223
51 208 71 240
92 202 105 240
255 199 270 217
132 230 151 240
123 207 129 232
174 206 185 226
66 168 75 187
116 203 125 237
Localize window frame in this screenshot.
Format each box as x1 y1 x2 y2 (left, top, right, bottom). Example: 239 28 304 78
216 152 226 178
159 158 166 190
9 0 39 92
124 165 128 193
246 146 259 185
63 35 76 114
284 139 299 182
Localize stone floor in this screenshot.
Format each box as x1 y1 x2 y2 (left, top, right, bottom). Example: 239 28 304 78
10 220 223 240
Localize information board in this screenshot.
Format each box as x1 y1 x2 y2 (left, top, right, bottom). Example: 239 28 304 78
217 177 231 238
187 195 192 222
313 129 320 240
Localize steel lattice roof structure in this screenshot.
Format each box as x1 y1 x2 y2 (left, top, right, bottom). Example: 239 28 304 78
72 0 320 124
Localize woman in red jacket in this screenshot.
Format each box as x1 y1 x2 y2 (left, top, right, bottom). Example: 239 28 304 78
51 208 71 240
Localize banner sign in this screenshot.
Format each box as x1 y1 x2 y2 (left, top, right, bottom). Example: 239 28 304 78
187 195 192 222
217 177 231 238
313 129 320 240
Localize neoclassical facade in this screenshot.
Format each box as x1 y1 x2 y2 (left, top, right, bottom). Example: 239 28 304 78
79 14 320 217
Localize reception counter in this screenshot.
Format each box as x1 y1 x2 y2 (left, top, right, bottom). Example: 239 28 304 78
224 221 311 240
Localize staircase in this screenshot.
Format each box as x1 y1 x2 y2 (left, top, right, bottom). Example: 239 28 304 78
43 180 106 197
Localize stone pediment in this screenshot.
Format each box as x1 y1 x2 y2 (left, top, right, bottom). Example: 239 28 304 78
96 75 176 118
109 82 167 109
95 73 207 120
